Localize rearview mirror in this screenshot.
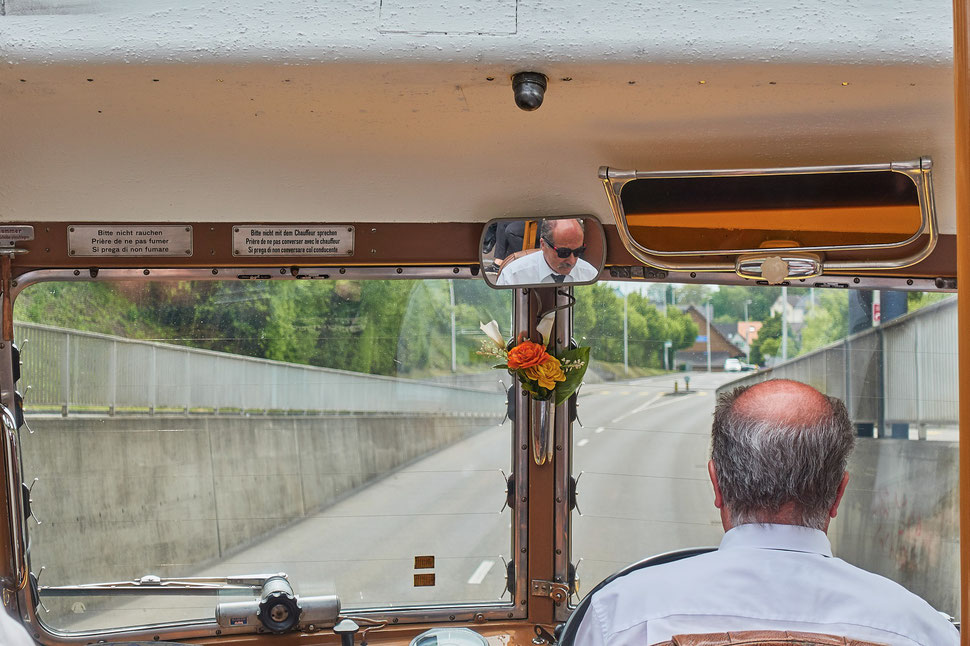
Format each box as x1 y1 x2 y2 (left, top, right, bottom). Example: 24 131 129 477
480 216 606 289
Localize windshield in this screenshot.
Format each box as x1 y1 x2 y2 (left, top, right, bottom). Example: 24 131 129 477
14 277 514 631
570 283 959 619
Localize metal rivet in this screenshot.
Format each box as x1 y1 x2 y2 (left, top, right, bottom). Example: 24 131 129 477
73 270 80 276
234 227 239 233
280 268 286 274
853 277 860 284
143 269 150 276
690 272 697 278
339 268 346 274
555 549 561 554
907 279 914 285
556 497 562 503
449 615 455 621
371 228 377 233
520 497 526 502
453 267 460 274
371 249 377 254
396 268 403 274
521 548 526 553
392 618 399 624
521 444 527 450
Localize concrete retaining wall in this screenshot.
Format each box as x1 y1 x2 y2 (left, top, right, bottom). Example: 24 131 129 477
21 413 500 587
833 438 960 616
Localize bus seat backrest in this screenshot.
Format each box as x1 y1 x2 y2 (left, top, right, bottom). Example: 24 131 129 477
496 248 541 277
650 630 888 646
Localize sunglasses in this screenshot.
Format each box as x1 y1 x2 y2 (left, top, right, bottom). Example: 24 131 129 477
543 237 586 259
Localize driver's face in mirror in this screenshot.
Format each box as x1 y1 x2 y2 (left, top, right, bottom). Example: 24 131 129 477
495 218 600 286
540 218 586 276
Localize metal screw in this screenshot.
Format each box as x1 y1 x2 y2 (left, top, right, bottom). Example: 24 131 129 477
211 269 218 275
555 549 561 554
520 497 526 502
143 269 150 276
521 444 527 450
73 270 80 276
853 277 860 284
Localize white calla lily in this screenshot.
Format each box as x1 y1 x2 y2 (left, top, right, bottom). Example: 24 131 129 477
537 311 556 347
480 320 506 349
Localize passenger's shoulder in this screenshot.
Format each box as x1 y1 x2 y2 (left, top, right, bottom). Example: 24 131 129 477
831 558 959 640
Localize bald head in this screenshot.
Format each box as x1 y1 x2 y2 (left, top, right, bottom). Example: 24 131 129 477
710 379 855 530
733 379 834 428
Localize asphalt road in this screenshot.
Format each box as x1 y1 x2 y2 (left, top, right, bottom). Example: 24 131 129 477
61 371 742 630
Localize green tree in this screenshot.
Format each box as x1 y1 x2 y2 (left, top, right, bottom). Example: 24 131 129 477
750 313 782 366
798 290 848 355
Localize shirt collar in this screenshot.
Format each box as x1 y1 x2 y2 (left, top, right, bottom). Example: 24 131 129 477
718 523 833 557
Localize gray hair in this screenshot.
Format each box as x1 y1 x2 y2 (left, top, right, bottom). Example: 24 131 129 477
711 381 855 530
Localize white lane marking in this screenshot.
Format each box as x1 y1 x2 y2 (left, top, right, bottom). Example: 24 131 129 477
594 426 605 434
468 559 495 585
577 438 589 447
611 391 703 423
611 393 663 423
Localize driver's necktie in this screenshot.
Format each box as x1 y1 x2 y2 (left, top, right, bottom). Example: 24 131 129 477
552 274 566 283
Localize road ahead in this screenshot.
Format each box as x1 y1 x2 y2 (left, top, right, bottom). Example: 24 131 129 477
202 372 739 603
66 371 741 630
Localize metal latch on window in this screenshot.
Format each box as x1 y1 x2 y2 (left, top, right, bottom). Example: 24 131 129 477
531 579 569 603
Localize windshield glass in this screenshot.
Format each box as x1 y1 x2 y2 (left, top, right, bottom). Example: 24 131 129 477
571 283 959 619
14 277 513 631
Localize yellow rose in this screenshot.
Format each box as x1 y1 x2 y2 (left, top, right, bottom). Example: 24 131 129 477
524 355 566 390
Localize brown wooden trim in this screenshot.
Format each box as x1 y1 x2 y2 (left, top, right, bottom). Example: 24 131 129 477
7 221 959 281
954 0 970 638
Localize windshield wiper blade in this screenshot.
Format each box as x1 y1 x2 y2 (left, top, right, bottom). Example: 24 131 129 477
39 573 284 596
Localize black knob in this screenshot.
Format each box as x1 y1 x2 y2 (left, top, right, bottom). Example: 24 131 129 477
334 618 360 646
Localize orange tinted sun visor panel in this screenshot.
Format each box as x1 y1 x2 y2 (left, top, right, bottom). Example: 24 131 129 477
599 158 937 281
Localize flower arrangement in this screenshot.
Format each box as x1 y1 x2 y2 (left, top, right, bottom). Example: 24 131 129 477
478 318 590 405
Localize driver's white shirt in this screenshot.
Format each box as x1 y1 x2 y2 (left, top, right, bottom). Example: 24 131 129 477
496 251 598 286
574 524 959 646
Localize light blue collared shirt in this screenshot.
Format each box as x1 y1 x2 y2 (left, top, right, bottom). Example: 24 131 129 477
575 523 959 646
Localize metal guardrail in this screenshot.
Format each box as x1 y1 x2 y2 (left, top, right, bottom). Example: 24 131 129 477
13 322 505 416
716 297 958 428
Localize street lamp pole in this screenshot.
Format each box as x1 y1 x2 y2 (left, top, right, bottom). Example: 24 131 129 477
706 300 712 373
449 279 457 373
623 292 629 375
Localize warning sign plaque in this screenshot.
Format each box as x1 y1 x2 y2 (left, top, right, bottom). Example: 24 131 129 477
232 226 355 257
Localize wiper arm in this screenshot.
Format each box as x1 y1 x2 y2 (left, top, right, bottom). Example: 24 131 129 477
39 573 282 596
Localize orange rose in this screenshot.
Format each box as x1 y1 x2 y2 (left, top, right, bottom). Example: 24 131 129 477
507 340 550 369
524 356 566 390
